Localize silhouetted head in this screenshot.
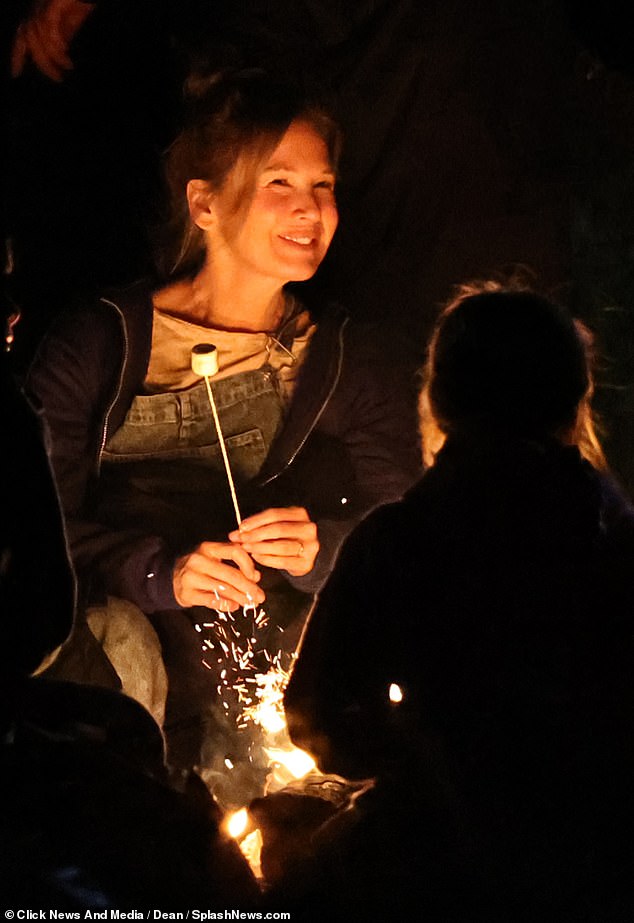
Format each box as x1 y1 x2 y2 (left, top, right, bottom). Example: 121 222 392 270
420 281 605 467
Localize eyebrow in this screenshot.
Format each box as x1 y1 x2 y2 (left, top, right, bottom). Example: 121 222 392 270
262 162 335 176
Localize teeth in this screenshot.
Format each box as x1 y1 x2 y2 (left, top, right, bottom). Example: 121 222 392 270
281 235 313 245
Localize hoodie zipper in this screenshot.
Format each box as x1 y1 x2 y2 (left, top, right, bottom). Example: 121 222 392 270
94 298 346 483
259 315 348 486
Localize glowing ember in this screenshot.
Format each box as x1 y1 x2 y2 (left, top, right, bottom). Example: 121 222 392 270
226 807 249 839
192 342 315 846
265 745 316 780
389 682 404 704
238 829 263 880
194 601 319 882
195 603 316 813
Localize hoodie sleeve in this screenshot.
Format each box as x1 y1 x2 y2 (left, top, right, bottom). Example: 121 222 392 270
26 303 180 613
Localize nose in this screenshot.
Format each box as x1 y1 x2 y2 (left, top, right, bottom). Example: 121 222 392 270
292 186 321 221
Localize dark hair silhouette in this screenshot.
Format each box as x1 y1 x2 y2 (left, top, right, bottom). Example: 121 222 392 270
419 279 606 468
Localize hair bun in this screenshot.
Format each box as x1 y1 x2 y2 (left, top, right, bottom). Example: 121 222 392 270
183 66 266 103
181 66 313 129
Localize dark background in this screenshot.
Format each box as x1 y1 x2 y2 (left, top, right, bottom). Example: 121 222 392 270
4 0 634 493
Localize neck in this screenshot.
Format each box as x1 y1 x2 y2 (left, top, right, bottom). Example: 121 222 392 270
190 264 286 333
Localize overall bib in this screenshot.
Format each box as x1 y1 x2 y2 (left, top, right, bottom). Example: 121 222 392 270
98 363 311 802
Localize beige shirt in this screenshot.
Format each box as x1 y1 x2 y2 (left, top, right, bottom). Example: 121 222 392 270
144 305 316 402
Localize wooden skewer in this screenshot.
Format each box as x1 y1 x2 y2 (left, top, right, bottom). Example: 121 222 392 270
192 343 242 527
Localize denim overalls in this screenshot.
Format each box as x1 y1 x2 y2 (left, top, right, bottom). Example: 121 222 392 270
98 358 311 793
101 365 284 541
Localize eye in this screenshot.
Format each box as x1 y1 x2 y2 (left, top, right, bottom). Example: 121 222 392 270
314 180 335 191
268 178 290 187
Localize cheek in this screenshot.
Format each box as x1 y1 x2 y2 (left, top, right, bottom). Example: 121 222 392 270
324 205 339 243
248 200 285 239
223 207 275 248
253 189 288 217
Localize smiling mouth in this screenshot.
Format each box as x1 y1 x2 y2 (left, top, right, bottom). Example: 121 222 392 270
279 234 316 246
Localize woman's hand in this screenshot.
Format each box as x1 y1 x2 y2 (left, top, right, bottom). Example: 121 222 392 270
228 507 319 577
173 541 265 611
11 0 95 82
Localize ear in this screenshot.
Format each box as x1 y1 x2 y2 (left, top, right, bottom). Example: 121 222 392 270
186 179 215 231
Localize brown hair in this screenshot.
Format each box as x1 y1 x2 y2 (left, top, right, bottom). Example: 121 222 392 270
157 68 342 280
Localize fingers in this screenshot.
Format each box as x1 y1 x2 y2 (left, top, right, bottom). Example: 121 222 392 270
10 27 28 78
248 550 315 577
228 507 312 547
197 541 261 582
173 542 265 611
229 508 319 577
10 0 94 82
12 20 69 82
233 507 311 532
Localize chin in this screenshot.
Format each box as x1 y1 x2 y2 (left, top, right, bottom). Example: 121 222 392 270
269 247 325 283
283 261 323 283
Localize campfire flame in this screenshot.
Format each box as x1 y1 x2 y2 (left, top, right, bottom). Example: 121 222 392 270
226 806 249 839
194 351 316 871
196 602 318 876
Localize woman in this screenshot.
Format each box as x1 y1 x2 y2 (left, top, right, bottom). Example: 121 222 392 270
282 281 634 919
0 290 260 908
27 69 420 790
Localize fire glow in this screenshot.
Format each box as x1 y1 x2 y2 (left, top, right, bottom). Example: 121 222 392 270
196 602 317 865
192 341 317 872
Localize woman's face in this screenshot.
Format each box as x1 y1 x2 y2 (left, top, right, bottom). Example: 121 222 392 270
203 119 339 287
